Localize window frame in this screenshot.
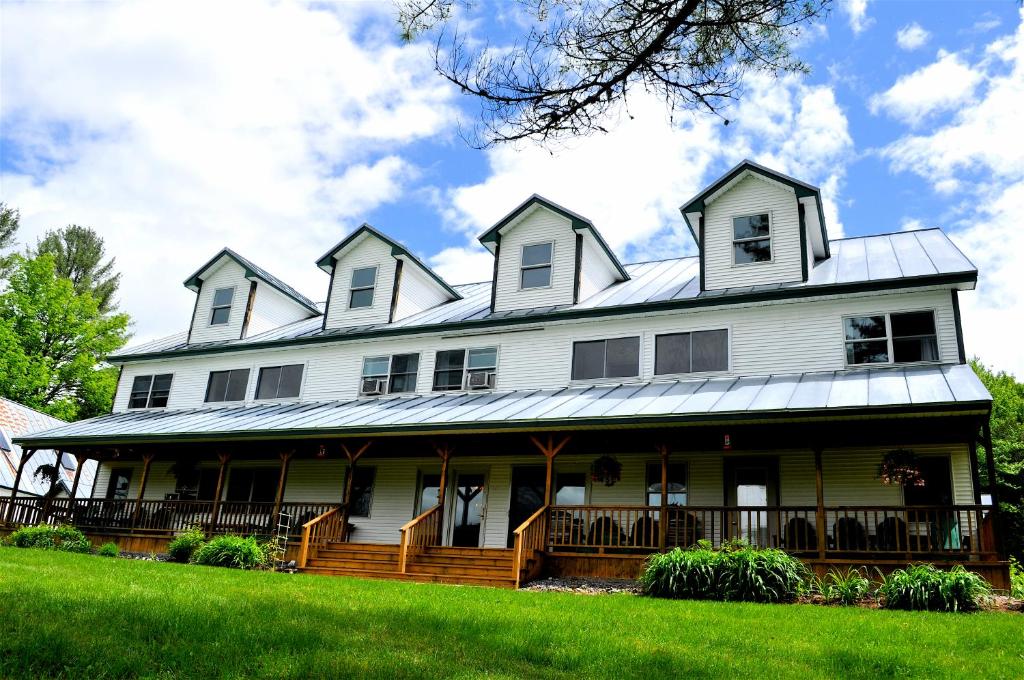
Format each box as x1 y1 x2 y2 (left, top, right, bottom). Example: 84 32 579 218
569 335 641 382
360 353 420 396
348 266 378 310
209 286 236 326
431 346 499 392
554 469 589 506
731 213 773 266
348 466 376 518
203 368 251 403
842 310 940 367
519 240 554 290
254 363 305 401
225 467 279 503
127 373 174 409
645 461 689 507
653 328 731 376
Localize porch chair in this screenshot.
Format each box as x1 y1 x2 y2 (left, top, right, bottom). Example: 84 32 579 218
630 517 659 549
665 512 704 549
782 517 817 551
587 517 627 549
875 516 908 552
832 517 869 551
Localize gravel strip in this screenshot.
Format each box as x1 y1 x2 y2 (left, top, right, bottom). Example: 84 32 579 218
523 577 641 595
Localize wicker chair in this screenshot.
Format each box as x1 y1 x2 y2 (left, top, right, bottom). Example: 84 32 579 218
783 517 817 551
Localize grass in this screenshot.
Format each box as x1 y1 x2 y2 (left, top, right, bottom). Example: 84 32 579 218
1 548 1022 680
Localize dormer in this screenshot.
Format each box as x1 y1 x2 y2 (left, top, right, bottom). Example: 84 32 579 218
479 195 629 313
184 249 319 344
680 160 830 292
317 224 461 329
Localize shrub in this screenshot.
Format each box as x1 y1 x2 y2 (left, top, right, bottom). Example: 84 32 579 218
97 542 119 557
190 535 269 570
167 526 206 563
640 541 807 603
878 564 991 612
1010 557 1023 600
817 567 871 605
7 524 92 553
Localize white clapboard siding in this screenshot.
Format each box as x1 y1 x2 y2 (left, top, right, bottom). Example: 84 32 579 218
393 263 450 322
324 236 396 329
578 233 618 301
494 207 576 312
112 288 960 411
188 259 249 344
704 174 803 290
247 284 313 338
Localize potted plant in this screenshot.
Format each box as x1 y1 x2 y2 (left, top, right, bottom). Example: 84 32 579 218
877 449 925 487
590 455 622 487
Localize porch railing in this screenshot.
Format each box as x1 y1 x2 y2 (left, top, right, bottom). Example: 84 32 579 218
547 504 998 559
298 507 343 569
512 504 549 587
398 505 442 573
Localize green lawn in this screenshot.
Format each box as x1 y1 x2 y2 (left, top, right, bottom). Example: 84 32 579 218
1 548 1021 679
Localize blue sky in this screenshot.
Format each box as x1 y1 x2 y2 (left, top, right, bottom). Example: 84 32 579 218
1 1 1021 375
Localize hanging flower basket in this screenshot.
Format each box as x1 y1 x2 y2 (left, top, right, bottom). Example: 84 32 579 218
877 449 926 487
590 455 622 487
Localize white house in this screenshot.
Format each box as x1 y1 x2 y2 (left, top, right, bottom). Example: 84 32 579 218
6 161 1007 588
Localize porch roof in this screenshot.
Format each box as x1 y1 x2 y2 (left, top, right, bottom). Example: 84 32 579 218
14 364 990 448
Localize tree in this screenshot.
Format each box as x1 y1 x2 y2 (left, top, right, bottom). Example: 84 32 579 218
398 0 830 146
0 202 20 274
0 254 130 421
33 224 121 313
971 358 1024 561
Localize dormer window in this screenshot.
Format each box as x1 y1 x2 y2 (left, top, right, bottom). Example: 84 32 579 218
732 214 772 264
520 242 553 289
210 287 235 325
349 266 377 309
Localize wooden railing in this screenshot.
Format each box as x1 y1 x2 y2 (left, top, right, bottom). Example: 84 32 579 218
548 505 998 559
512 504 549 588
298 507 343 569
398 505 442 573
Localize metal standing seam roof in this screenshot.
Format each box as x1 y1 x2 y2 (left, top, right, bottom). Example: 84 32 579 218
15 364 991 447
111 229 977 360
183 248 321 315
0 398 96 497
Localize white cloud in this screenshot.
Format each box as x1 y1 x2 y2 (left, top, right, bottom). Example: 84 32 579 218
868 51 983 125
899 217 927 231
840 0 874 35
0 0 457 343
896 23 930 51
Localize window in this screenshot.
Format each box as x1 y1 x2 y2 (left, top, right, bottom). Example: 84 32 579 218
416 472 441 515
226 468 278 503
349 266 377 309
555 472 587 505
655 330 729 375
255 364 304 400
432 347 498 391
106 468 132 500
128 374 173 408
348 467 376 517
174 468 219 501
204 368 250 402
732 214 771 264
520 242 553 289
844 311 938 365
646 463 687 506
571 337 640 380
362 354 419 394
210 287 235 325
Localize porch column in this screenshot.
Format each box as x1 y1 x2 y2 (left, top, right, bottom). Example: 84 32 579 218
529 434 571 506
656 444 669 551
68 452 89 501
271 450 294 528
132 452 156 526
982 420 1003 556
339 442 371 542
434 443 453 544
813 448 826 561
4 448 35 523
209 452 231 532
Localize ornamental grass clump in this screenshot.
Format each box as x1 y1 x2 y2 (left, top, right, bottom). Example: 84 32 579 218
167 526 206 563
190 535 269 570
878 564 991 612
97 542 119 557
6 524 92 553
815 567 872 605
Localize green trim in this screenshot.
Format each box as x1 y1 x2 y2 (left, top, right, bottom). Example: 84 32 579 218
798 203 809 282
320 266 336 331
185 280 202 345
952 289 967 364
315 224 462 300
698 216 706 292
183 248 319 315
572 232 583 304
110 271 977 363
389 259 404 324
13 402 991 449
489 234 500 312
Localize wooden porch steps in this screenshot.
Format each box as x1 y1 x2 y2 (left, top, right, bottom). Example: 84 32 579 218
301 543 520 588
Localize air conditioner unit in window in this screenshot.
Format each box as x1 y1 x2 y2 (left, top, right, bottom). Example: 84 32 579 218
360 378 386 396
466 371 495 389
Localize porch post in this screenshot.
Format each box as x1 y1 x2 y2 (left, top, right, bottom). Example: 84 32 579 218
657 444 669 552
209 452 231 532
5 448 35 523
132 452 156 526
271 449 294 527
529 434 571 506
68 452 89 501
813 448 826 561
339 442 371 542
981 420 1003 556
434 443 452 544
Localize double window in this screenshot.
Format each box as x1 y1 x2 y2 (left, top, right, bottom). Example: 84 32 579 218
654 330 729 375
362 354 419 394
349 266 377 309
226 468 278 503
732 214 772 264
433 347 498 391
255 364 304 400
646 463 687 506
844 311 938 365
128 374 173 409
348 467 376 517
571 337 640 380
520 242 553 289
210 287 235 325
204 368 250 403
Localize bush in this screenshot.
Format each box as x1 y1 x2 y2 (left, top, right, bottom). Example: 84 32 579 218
640 540 807 603
815 567 871 605
7 524 92 553
97 542 119 557
167 526 206 563
878 564 991 612
190 535 269 570
1010 557 1023 600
